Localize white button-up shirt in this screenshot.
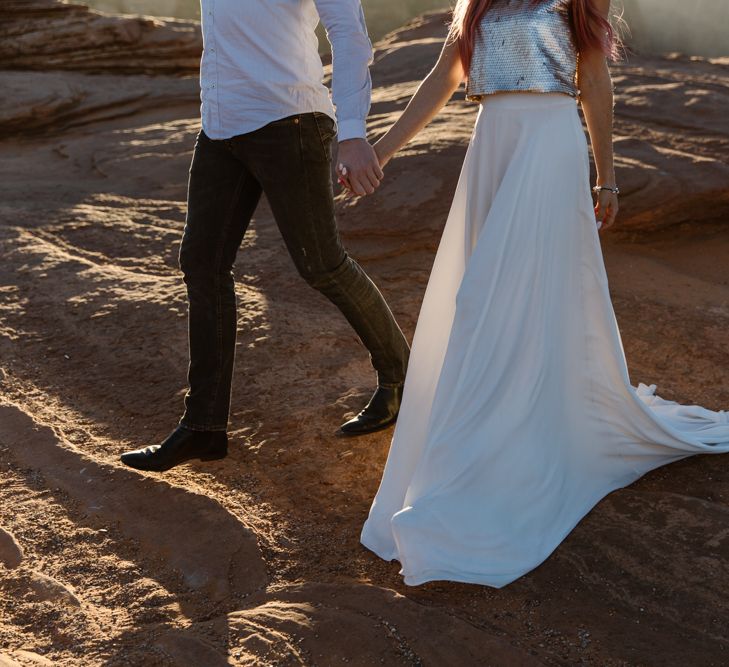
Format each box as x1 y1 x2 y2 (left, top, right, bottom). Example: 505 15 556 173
199 0 373 142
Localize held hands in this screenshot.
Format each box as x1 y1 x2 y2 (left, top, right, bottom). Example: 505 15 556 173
337 138 395 197
336 138 384 197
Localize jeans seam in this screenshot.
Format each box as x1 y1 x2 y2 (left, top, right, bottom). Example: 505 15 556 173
299 117 329 274
339 258 395 379
319 253 402 383
204 170 246 428
299 124 407 384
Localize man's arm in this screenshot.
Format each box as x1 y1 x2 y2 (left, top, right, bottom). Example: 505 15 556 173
315 0 372 140
315 0 383 195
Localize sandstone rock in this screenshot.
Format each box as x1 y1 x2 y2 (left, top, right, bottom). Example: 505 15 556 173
0 405 268 611
7 651 53 667
184 583 541 666
27 570 82 607
0 0 202 138
0 0 201 139
153 634 230 667
0 70 198 138
0 527 23 569
173 582 541 667
0 0 201 75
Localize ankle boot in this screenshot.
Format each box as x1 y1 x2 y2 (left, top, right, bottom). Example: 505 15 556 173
120 425 227 472
338 384 404 436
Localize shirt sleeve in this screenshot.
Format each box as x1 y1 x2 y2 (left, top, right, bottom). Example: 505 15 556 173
314 0 373 141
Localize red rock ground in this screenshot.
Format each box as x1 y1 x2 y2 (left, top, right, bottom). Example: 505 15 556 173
0 4 728 666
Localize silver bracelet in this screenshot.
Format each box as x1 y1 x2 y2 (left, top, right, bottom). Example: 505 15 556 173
592 185 619 195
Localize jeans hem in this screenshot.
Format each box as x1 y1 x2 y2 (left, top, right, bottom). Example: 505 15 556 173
179 418 228 433
377 378 406 389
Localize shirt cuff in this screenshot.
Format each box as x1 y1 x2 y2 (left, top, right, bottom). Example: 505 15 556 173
336 118 367 142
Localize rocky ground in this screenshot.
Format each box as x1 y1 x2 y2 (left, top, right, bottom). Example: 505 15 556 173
0 3 728 665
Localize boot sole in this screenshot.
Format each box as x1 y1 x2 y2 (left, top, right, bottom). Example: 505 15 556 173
121 449 228 472
335 416 398 438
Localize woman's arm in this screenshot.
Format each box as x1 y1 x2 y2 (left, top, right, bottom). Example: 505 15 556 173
374 36 465 167
577 0 618 230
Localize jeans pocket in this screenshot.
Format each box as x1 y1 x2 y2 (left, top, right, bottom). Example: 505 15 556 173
312 112 337 162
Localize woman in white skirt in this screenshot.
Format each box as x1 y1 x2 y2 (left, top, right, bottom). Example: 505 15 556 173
350 0 729 588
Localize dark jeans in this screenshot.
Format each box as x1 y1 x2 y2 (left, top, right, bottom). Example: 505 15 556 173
178 112 410 431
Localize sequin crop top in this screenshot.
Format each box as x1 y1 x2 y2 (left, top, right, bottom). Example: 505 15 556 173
465 0 579 102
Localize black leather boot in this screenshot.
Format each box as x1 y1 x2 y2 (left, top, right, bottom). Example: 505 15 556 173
337 384 404 436
120 425 228 472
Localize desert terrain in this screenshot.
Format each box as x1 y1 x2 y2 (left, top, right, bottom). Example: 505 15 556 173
0 2 728 665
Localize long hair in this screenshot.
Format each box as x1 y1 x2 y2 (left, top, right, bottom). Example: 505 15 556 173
451 0 621 73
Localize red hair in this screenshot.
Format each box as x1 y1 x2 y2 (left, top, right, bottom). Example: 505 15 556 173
451 0 620 73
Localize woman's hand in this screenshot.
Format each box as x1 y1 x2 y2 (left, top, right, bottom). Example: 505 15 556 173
336 163 356 197
594 189 618 231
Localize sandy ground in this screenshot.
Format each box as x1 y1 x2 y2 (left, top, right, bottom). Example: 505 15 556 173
1 7 728 667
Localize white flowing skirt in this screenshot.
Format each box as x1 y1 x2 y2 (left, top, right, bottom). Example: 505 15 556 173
360 92 729 588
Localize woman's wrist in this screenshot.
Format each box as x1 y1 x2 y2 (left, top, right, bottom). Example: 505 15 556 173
374 137 395 168
592 184 619 195
595 169 616 188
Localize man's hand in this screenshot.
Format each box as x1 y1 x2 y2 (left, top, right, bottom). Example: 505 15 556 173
337 139 384 196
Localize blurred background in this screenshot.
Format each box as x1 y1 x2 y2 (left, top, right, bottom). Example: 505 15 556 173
80 0 729 57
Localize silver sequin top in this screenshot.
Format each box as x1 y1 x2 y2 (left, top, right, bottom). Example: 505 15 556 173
466 0 579 101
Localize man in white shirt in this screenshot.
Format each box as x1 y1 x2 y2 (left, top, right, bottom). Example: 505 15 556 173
121 0 410 472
